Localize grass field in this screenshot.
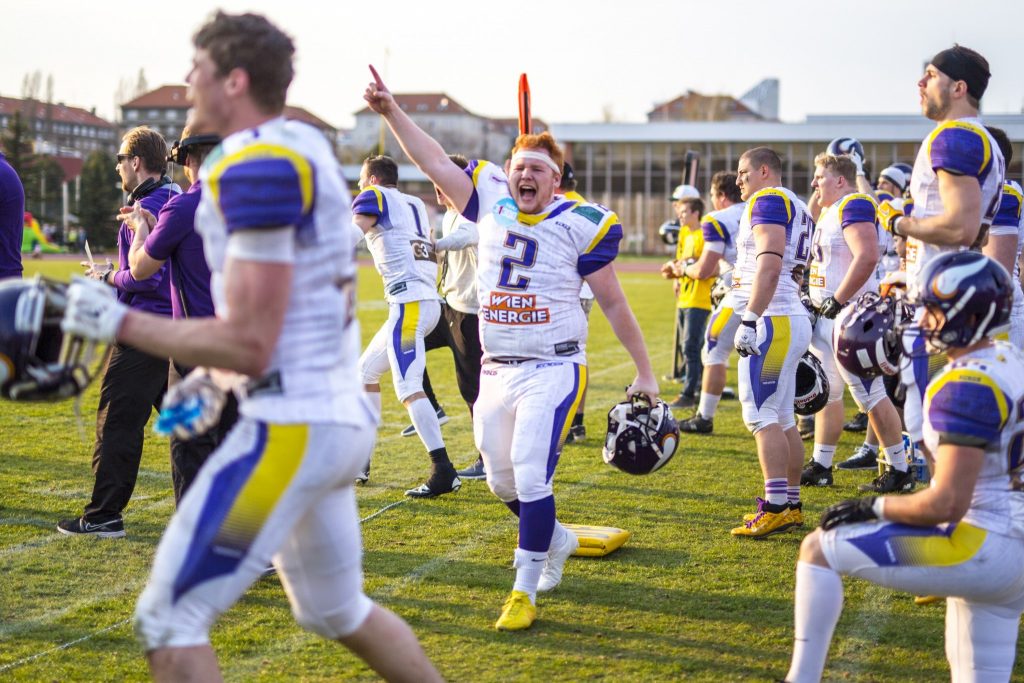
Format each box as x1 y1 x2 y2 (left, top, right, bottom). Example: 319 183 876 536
2 258 1021 681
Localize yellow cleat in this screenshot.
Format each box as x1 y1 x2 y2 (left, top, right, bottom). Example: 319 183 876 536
732 498 797 538
742 502 803 525
914 595 942 606
495 590 536 631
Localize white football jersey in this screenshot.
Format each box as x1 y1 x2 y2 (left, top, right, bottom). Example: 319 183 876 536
197 117 362 423
461 160 621 363
990 180 1024 278
700 202 745 273
353 185 439 304
906 118 1005 297
732 187 813 316
808 192 879 305
923 342 1024 537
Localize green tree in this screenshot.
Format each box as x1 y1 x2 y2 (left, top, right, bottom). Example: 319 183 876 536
1 111 35 174
78 151 121 248
27 155 65 224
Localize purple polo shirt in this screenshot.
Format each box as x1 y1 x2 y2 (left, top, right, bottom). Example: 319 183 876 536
0 153 25 280
143 181 214 319
111 184 175 315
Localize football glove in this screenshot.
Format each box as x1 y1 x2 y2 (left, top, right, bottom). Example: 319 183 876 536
877 200 905 235
817 296 843 320
734 319 759 357
61 276 128 343
847 149 865 176
154 368 227 439
820 496 877 530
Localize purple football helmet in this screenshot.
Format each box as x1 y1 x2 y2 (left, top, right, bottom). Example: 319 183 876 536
835 291 906 378
603 394 679 475
0 277 104 401
909 251 1011 351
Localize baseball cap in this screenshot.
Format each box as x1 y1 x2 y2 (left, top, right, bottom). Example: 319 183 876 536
670 184 700 201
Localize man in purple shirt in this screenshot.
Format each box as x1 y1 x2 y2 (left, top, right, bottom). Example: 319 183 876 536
0 152 25 280
58 126 177 538
122 125 236 504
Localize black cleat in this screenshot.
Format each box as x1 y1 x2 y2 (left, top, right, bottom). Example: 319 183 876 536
564 424 586 444
837 444 879 471
858 466 915 494
843 411 869 432
798 415 815 440
679 414 714 434
800 460 834 487
405 466 462 498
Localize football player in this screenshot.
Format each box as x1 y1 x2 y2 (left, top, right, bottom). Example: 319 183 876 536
784 252 1024 683
353 155 461 497
729 147 814 537
801 153 912 492
60 13 441 681
876 44 1005 472
364 72 658 631
983 126 1024 348
677 171 745 433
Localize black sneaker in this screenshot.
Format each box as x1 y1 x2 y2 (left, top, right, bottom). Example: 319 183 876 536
721 387 737 400
400 406 449 438
843 412 869 432
669 394 697 410
798 416 815 440
679 415 713 434
800 460 834 487
858 466 915 494
355 458 371 485
57 516 125 539
405 467 462 498
456 457 487 480
837 444 878 471
564 423 586 444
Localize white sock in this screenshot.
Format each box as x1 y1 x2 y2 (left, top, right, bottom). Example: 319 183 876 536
512 548 544 602
787 561 844 683
407 397 444 452
812 443 836 468
862 441 878 454
697 392 721 420
884 441 908 472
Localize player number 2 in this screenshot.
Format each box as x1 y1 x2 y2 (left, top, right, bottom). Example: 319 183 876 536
498 232 538 290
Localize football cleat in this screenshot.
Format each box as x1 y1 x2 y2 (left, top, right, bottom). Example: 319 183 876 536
914 595 942 606
537 529 580 593
355 458 371 484
678 414 713 434
858 466 915 494
743 501 802 525
843 412 869 432
798 415 815 440
494 590 536 631
668 394 697 410
564 423 586 444
400 406 449 438
56 516 126 539
800 461 833 487
732 498 797 538
837 445 878 471
405 467 461 498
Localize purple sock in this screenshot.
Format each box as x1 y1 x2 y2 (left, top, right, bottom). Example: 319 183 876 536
519 496 555 553
505 499 521 517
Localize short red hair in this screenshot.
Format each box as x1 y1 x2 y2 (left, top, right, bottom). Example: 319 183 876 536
511 132 564 171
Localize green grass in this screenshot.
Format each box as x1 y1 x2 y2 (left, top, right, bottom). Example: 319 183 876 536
2 259 1021 681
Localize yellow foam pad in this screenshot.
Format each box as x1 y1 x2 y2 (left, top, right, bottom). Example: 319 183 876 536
563 523 631 557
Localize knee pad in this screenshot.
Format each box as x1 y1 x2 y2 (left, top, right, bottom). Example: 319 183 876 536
133 585 215 651
513 462 553 503
293 591 373 639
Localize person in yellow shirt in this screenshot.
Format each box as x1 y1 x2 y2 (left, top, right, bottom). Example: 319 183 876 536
663 195 714 409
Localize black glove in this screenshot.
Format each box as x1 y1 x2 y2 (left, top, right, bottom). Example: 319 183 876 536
800 293 819 327
817 296 843 320
819 496 877 530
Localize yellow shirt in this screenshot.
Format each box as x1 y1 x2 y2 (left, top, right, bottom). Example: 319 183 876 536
675 225 714 310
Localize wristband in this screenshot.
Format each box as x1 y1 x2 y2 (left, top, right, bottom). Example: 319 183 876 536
741 310 759 324
891 216 906 238
871 497 887 520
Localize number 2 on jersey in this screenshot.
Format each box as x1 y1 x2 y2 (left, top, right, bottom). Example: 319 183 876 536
498 232 538 290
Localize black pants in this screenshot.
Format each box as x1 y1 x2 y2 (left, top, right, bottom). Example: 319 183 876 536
422 303 482 413
167 363 239 506
84 343 169 522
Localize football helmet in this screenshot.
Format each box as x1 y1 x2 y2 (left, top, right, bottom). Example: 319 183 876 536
909 251 1012 351
826 137 865 163
603 394 679 475
658 219 680 245
835 291 907 378
794 352 829 416
0 277 105 401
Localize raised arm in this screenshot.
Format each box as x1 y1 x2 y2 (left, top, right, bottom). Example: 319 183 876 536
363 67 474 213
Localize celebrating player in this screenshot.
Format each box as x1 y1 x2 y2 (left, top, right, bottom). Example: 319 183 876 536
801 153 911 493
353 155 461 496
363 69 658 631
60 13 441 681
785 251 1024 683
730 147 813 538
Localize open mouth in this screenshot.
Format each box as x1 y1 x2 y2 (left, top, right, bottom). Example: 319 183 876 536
518 185 537 202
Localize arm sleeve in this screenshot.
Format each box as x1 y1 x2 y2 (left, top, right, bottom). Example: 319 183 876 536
928 124 992 178
926 369 1010 447
575 206 623 276
207 147 314 233
352 186 391 229
839 195 878 228
460 160 510 223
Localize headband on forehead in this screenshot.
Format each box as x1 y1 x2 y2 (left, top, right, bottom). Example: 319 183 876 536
511 150 561 174
931 46 990 101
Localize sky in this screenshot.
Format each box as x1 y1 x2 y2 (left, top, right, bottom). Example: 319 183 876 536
3 0 1022 128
